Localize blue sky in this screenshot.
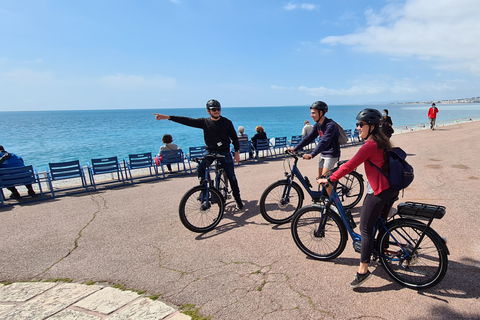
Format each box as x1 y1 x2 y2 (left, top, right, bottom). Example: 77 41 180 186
1 0 480 111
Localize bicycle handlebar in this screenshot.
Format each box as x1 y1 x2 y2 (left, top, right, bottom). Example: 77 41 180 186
192 153 226 164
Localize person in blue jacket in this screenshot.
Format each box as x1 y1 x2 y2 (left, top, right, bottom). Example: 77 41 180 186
0 145 36 199
287 101 340 181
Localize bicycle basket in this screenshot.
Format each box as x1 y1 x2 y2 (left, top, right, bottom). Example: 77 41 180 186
397 202 446 220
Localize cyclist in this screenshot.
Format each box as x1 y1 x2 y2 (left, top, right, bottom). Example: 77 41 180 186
317 108 399 288
287 101 340 189
153 99 244 209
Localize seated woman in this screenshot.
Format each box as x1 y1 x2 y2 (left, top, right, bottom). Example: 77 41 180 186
0 145 36 199
159 134 179 173
250 125 267 159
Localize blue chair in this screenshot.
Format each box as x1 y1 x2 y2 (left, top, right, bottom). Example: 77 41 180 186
289 135 302 148
344 129 352 145
272 137 288 157
254 139 273 160
87 156 126 190
353 129 360 142
0 165 44 205
235 140 253 163
123 152 159 183
46 160 89 197
160 149 190 176
187 146 206 172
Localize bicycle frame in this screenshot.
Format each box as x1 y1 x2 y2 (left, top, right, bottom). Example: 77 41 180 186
196 154 226 208
318 182 423 262
283 154 325 203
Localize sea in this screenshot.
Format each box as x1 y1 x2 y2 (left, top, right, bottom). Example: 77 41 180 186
2 103 480 171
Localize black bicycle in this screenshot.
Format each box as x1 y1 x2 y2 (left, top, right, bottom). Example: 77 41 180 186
179 153 231 233
291 178 449 289
259 151 364 224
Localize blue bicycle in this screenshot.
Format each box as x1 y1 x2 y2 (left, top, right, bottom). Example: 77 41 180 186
179 153 231 233
260 151 364 224
290 176 449 289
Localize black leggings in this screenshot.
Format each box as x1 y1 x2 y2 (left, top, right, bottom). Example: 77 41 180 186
359 188 399 263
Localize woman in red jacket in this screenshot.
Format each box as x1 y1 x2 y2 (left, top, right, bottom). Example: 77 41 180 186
317 109 399 288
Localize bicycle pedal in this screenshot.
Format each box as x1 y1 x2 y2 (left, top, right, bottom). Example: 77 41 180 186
353 241 362 253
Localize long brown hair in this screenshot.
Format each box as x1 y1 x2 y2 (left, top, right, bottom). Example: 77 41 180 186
370 124 392 172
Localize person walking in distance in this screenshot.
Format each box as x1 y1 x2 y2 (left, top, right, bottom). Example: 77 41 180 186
153 99 244 209
428 103 439 130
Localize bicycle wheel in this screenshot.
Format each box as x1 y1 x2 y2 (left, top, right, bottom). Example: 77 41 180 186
377 219 448 289
179 185 225 233
260 180 304 224
291 205 348 260
216 169 230 202
336 171 364 209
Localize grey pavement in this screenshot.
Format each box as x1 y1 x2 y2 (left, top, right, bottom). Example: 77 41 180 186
1 121 480 320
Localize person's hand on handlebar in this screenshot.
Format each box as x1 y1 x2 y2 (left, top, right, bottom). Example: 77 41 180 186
316 178 329 185
303 154 312 160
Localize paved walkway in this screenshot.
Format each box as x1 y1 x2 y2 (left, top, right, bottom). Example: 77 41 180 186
0 282 189 319
1 120 480 320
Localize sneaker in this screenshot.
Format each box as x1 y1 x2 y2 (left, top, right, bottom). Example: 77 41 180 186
350 271 372 288
235 200 244 210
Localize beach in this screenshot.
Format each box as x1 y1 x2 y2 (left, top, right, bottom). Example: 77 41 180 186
1 120 480 319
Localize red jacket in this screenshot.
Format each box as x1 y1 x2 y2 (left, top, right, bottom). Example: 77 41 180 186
428 107 439 119
330 139 390 195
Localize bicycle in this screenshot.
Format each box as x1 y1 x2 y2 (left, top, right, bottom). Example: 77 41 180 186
290 177 449 289
179 153 231 233
259 151 364 224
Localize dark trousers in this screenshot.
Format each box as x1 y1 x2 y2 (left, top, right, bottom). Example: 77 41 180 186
8 184 34 196
197 151 241 202
359 188 399 263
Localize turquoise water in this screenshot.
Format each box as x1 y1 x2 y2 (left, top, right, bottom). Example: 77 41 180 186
2 104 480 170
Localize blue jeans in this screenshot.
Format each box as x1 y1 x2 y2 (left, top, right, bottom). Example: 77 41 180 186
197 151 242 202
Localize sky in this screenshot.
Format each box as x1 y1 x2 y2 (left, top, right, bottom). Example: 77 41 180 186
1 0 480 111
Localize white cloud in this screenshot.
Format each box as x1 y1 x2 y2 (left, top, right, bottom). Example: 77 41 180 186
99 73 177 90
298 76 462 98
0 68 54 85
321 0 480 75
283 2 316 11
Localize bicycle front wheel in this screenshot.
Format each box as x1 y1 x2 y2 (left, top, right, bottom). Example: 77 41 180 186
377 219 448 289
260 180 304 224
179 185 225 233
336 171 364 209
291 205 348 260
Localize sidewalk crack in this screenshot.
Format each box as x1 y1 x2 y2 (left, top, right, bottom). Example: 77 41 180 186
33 195 106 278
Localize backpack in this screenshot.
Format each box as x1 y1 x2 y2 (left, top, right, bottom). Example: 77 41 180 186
369 147 414 192
335 122 349 145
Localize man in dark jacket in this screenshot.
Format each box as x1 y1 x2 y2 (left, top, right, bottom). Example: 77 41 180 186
153 99 244 209
0 145 36 199
288 101 340 180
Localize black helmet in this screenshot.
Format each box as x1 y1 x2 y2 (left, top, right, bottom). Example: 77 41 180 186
206 99 221 109
356 108 382 125
310 101 328 113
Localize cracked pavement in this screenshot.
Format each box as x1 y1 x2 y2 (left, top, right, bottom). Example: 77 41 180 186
1 121 480 319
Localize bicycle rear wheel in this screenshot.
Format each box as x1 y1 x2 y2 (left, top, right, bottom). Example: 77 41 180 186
260 180 304 224
291 205 348 260
179 185 225 233
377 219 448 289
336 171 364 209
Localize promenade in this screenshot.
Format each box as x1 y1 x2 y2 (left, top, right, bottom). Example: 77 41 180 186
1 120 480 319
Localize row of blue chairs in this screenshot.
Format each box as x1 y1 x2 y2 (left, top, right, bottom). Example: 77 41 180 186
1 132 363 205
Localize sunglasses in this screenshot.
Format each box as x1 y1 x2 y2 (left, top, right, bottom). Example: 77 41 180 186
356 122 368 128
209 108 221 112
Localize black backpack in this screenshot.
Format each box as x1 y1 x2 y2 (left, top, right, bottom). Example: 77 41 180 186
369 147 414 192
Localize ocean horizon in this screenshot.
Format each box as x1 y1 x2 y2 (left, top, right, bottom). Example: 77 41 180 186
2 103 480 170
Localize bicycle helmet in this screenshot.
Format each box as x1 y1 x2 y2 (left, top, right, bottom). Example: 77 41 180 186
206 99 221 110
310 101 328 113
356 108 382 125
